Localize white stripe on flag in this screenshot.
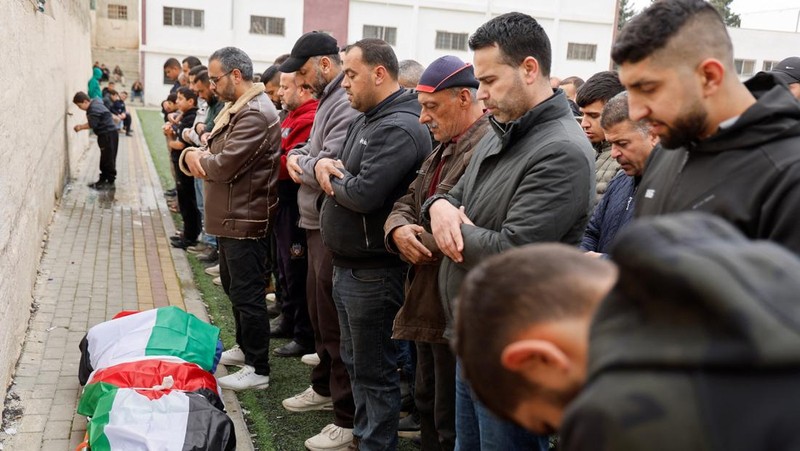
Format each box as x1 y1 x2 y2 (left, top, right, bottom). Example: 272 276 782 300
104 389 190 450
86 310 158 373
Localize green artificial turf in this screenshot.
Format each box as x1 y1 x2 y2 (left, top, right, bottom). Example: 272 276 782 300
138 108 418 450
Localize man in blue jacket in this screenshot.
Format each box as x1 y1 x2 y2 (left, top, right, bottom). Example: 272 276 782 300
581 91 659 256
317 38 432 450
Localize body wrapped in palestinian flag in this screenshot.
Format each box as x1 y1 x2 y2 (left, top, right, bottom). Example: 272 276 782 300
78 306 222 385
84 387 236 451
78 358 225 416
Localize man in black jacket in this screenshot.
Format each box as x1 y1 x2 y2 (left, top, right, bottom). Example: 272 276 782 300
423 11 594 451
614 0 800 254
317 39 432 450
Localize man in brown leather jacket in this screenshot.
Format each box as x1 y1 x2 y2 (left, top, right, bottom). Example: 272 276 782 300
184 46 281 391
384 55 489 450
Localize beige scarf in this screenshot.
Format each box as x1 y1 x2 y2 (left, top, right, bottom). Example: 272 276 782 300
209 82 266 136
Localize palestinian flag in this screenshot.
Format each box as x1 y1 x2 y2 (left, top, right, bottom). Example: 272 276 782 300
78 306 221 385
84 387 236 451
78 358 224 417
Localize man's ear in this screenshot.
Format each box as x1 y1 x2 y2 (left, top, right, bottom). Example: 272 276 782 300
501 339 570 384
520 56 541 85
373 65 388 86
697 58 725 98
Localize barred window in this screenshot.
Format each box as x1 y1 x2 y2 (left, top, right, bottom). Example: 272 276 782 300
762 60 779 72
163 7 204 28
251 16 285 36
735 59 756 76
107 4 127 20
435 31 468 51
567 43 597 61
363 25 397 46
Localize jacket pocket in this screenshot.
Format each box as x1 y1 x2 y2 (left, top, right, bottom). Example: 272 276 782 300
227 183 233 212
362 216 370 248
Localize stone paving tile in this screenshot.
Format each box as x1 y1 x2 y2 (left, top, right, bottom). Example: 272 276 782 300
0 110 246 450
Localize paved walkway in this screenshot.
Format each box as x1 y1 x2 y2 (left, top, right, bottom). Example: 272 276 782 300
0 110 252 450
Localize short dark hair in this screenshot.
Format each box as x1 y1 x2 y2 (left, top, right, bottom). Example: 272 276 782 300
182 56 202 69
188 65 207 78
346 39 399 80
274 53 290 66
72 91 90 103
107 89 119 97
559 76 584 90
576 71 625 108
455 243 615 419
600 91 649 133
612 0 728 65
469 12 551 77
163 58 180 69
209 47 254 81
166 92 178 103
194 70 209 85
176 87 198 104
262 65 281 85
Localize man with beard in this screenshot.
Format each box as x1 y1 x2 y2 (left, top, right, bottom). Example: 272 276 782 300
183 46 281 391
423 12 594 451
614 0 800 253
456 212 800 450
279 31 360 451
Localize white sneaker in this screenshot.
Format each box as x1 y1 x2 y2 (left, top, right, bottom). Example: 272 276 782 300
217 365 269 391
282 386 333 412
304 423 353 451
219 345 246 367
301 352 321 367
212 276 222 286
205 264 220 277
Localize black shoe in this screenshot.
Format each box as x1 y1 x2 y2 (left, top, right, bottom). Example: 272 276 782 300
88 180 115 190
197 248 218 263
267 302 282 317
397 412 421 438
125 131 132 136
170 237 198 249
274 340 314 357
164 188 177 197
270 323 293 339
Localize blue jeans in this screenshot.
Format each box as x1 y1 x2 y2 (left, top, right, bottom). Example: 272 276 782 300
333 265 404 451
454 360 549 451
194 178 217 247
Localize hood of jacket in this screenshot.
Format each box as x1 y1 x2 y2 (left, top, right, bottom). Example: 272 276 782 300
691 73 800 153
93 67 103 81
588 211 800 381
364 88 420 124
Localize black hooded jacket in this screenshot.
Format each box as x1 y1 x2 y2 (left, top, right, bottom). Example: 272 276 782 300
562 212 800 451
634 74 800 254
320 88 432 268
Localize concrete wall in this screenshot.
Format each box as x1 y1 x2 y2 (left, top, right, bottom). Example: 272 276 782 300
0 0 92 398
92 0 141 88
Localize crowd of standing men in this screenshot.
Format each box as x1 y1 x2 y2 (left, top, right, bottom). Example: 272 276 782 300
98 0 800 449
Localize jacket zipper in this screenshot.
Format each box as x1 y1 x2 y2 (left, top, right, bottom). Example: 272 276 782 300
362 216 370 248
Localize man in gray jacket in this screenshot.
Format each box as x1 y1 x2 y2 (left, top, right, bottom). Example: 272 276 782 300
280 31 359 451
423 12 595 451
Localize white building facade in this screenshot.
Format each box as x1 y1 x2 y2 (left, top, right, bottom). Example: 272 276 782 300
139 0 617 105
728 27 800 81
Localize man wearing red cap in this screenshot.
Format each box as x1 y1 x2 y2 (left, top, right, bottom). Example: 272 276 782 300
384 55 489 450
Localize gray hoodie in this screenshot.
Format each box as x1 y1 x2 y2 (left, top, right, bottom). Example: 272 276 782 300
287 71 359 230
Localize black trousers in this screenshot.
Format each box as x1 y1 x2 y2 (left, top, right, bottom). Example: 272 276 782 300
416 341 456 451
307 229 355 428
274 181 313 346
96 131 119 183
218 236 272 376
170 151 201 242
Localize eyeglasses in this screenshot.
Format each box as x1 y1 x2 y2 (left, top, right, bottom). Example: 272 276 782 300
209 70 234 85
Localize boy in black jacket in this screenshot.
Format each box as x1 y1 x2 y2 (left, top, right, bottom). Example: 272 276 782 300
164 87 201 248
73 91 119 190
